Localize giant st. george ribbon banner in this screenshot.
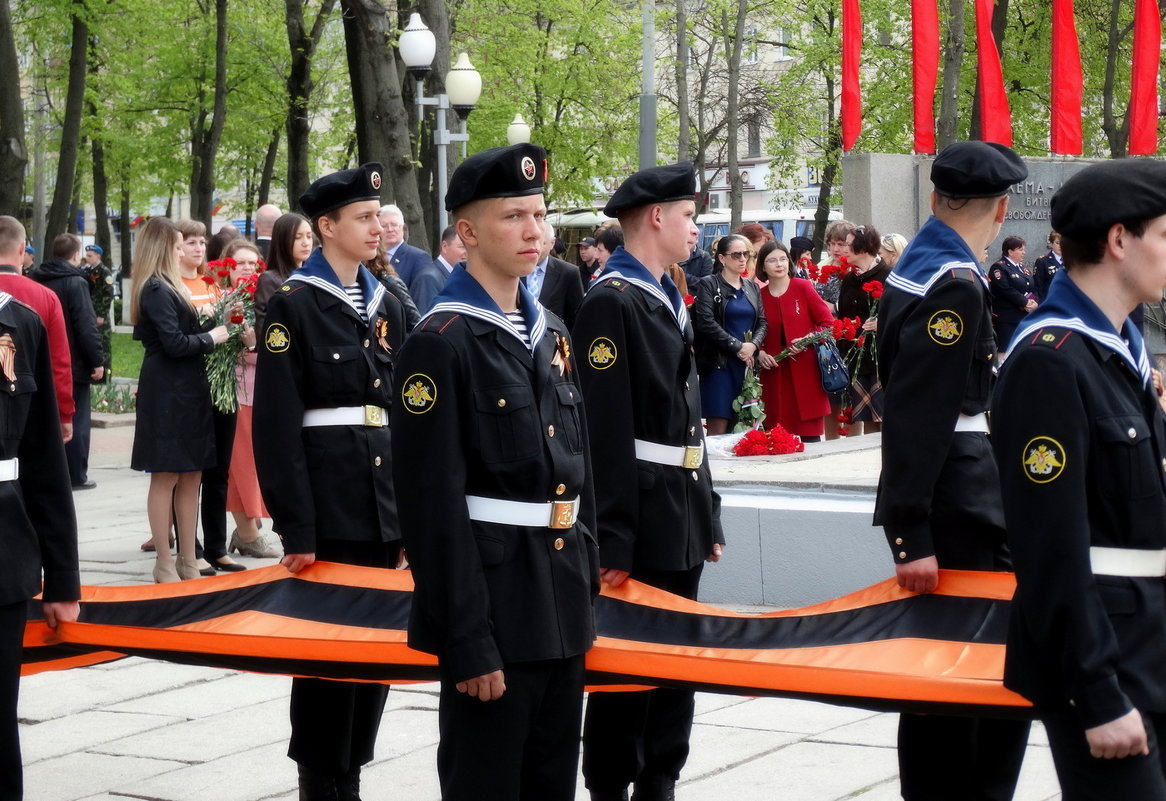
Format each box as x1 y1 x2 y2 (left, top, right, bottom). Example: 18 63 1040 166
22 564 1032 716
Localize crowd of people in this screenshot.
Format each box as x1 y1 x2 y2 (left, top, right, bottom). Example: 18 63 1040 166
3 138 1166 801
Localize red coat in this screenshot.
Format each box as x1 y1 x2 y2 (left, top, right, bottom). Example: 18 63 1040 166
759 278 833 436
0 267 75 424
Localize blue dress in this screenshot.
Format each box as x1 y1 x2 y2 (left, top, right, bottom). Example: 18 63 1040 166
699 290 755 419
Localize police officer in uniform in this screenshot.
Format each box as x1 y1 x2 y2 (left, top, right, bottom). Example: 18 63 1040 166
82 244 114 381
988 235 1037 353
1031 230 1063 302
391 143 598 801
874 141 1031 801
993 159 1166 799
0 215 81 801
253 163 407 801
573 162 725 801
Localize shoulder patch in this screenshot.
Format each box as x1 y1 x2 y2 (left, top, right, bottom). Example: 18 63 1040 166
265 323 291 353
401 373 437 414
599 277 630 292
1029 327 1072 348
1022 436 1066 483
927 309 963 345
948 268 978 283
587 337 617 369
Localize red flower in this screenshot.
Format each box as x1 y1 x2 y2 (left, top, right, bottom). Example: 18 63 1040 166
216 268 231 278
200 275 215 285
856 334 866 348
684 294 695 307
222 257 237 269
837 407 853 424
862 280 884 299
230 313 244 325
256 258 267 272
837 424 851 436
732 426 805 457
243 283 257 294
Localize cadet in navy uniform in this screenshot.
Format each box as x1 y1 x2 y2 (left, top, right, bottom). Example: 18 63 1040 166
253 163 407 801
391 143 598 801
993 159 1166 799
988 235 1037 352
874 141 1031 801
1031 230 1063 302
573 162 725 801
0 214 81 801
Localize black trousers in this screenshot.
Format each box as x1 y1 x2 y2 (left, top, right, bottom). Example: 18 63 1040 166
438 655 585 801
65 382 90 486
198 409 236 561
287 539 399 774
583 564 703 794
0 602 27 801
1043 709 1166 801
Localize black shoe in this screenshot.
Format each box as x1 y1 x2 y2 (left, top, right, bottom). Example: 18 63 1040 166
209 557 247 573
297 766 339 801
336 767 362 801
72 480 97 491
591 790 630 801
633 779 675 801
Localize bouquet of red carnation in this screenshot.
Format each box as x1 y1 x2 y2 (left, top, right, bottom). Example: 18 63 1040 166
730 330 765 432
732 425 805 456
205 269 263 413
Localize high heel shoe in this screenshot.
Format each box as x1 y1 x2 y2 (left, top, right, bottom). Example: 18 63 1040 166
153 559 180 584
175 555 202 581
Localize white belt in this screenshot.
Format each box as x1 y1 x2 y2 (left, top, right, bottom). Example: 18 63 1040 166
634 439 704 469
954 413 990 433
466 495 580 529
302 406 387 428
0 458 17 482
1090 546 1166 577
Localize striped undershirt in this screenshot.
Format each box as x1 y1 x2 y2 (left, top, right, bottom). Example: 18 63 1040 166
344 284 367 321
506 310 530 347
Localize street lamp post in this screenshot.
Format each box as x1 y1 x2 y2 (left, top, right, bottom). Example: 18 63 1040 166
398 13 483 233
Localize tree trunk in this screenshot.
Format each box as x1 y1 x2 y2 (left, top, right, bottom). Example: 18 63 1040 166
417 0 452 249
969 0 1008 141
724 1 746 231
259 126 280 208
46 0 89 239
118 178 131 278
812 76 840 255
87 35 112 261
674 0 690 162
285 0 338 207
937 0 966 148
0 0 26 216
189 0 229 227
1101 0 1129 157
339 0 428 247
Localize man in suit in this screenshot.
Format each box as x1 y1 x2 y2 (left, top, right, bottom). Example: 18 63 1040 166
378 204 430 289
0 216 81 801
531 222 584 328
410 225 466 314
254 204 281 258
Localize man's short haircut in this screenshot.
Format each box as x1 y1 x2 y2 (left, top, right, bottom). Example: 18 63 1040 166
51 232 81 260
441 224 460 245
595 224 624 253
379 204 403 221
310 207 345 241
174 219 207 239
1061 219 1147 271
824 219 855 244
0 216 26 260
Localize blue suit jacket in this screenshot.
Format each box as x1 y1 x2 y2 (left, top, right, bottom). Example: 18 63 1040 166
390 242 432 289
411 259 456 314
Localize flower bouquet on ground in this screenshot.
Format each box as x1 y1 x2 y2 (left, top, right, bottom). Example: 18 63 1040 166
732 425 805 456
204 259 262 413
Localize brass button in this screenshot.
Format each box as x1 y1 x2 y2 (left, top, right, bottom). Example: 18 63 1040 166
373 456 382 467
363 339 370 348
547 425 555 437
373 378 382 388
554 538 565 550
332 352 340 360
497 398 507 408
895 538 903 545
555 484 566 496
898 551 907 560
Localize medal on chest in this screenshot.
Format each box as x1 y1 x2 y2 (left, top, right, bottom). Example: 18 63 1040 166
0 333 15 383
551 332 571 377
375 317 392 354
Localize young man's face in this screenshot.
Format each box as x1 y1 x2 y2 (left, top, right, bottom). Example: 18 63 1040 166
659 200 698 266
326 201 384 265
178 235 206 268
578 244 595 262
84 250 101 266
461 194 547 280
1121 215 1166 305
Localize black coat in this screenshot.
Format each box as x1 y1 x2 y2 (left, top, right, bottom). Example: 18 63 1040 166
993 327 1166 726
391 274 598 683
252 256 407 555
130 278 218 473
572 251 724 573
0 292 79 606
30 258 102 382
836 260 892 376
988 258 1033 328
692 272 767 375
538 257 585 329
1031 252 1061 302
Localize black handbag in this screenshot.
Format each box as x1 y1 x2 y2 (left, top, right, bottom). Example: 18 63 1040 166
816 339 850 393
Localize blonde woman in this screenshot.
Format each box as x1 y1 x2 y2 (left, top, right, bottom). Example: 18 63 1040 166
130 218 229 582
879 233 908 269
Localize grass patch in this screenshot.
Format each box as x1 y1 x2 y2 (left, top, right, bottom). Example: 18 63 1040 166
111 331 143 380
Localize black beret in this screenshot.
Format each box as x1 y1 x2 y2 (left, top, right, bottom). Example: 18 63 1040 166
603 162 697 217
790 236 815 252
300 163 383 219
1051 158 1166 237
931 141 1027 198
445 144 547 212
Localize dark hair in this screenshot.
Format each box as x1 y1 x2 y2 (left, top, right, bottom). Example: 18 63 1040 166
51 232 81 260
848 224 882 256
715 234 751 258
440 225 460 245
825 219 855 243
595 224 624 253
1061 220 1147 271
267 212 312 280
207 225 241 261
754 240 791 283
1047 230 1061 246
1001 235 1026 257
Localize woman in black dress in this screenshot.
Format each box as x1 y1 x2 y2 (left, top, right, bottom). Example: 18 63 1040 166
130 218 229 582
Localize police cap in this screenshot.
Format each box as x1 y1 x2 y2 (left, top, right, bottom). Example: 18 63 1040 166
300 163 384 220
790 236 815 253
1051 159 1166 237
445 144 547 212
930 141 1027 199
603 162 697 217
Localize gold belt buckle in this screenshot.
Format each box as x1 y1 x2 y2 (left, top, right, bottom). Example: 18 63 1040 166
682 444 704 469
363 405 385 426
549 500 576 529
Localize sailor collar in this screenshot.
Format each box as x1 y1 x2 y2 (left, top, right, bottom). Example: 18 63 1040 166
285 248 385 320
591 246 690 331
1007 270 1152 387
422 265 548 353
886 216 988 297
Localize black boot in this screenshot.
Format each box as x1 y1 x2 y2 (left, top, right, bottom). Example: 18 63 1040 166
632 778 675 801
590 789 630 801
336 766 362 801
297 765 340 801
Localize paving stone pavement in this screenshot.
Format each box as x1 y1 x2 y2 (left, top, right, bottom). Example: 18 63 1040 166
16 425 1062 800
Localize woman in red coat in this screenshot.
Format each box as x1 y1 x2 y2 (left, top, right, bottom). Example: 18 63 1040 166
756 240 835 441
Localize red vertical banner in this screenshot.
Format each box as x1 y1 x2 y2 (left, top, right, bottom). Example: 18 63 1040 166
1130 0 1161 155
975 0 1012 146
841 0 862 151
912 0 940 154
1050 0 1083 154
